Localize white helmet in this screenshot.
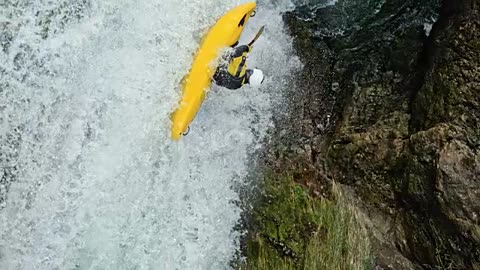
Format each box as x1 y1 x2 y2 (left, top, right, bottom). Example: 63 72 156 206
249 69 264 87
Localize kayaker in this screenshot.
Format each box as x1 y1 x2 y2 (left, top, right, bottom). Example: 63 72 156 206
213 44 265 90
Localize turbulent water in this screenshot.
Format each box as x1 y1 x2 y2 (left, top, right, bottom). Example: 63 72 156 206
0 0 300 269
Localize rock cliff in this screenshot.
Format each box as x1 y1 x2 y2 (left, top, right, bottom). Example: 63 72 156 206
263 0 480 268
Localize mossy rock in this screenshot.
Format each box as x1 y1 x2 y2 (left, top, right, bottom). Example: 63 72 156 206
242 172 373 270
253 173 322 257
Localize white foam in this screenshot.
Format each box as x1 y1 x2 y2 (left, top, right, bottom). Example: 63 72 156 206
0 0 300 269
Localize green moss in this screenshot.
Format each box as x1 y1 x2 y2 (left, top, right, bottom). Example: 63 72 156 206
244 235 296 270
242 172 373 270
253 173 320 256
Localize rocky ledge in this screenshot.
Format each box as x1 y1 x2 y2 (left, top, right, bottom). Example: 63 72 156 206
253 0 479 269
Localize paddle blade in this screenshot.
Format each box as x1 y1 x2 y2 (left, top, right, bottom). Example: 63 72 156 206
248 25 265 47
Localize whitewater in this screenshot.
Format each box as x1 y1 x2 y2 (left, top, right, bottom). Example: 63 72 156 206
0 0 300 269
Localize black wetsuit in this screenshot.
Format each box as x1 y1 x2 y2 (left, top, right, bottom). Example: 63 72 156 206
213 45 251 90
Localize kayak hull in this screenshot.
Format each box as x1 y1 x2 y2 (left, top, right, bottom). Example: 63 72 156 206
170 2 256 140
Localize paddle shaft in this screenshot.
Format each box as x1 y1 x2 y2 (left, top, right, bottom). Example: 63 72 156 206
248 26 265 47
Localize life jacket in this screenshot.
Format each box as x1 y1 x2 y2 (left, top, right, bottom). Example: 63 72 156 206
213 45 250 90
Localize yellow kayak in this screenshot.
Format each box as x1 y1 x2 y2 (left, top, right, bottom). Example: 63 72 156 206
170 2 257 140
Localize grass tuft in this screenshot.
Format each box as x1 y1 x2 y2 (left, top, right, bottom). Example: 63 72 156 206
241 172 373 270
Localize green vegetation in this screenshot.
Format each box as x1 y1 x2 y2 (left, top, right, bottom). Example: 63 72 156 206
241 172 373 270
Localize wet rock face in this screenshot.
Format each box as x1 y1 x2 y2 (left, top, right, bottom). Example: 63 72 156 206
279 0 479 268
402 2 480 265
437 139 480 228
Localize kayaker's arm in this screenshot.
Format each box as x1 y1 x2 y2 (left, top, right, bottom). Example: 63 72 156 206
230 45 251 58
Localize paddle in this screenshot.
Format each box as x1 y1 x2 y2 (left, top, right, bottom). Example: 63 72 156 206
248 26 265 47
